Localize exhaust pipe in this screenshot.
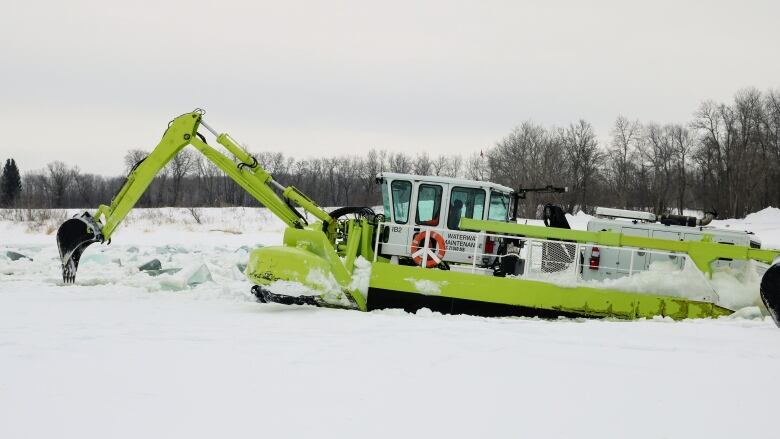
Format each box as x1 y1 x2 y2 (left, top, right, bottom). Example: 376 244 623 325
56 212 104 284
761 258 780 327
659 210 717 227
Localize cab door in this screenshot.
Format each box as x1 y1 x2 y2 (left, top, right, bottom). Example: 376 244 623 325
414 183 446 229
410 182 447 261
382 178 414 257
443 186 487 263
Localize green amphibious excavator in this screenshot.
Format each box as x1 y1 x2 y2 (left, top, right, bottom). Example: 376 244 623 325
56 110 780 326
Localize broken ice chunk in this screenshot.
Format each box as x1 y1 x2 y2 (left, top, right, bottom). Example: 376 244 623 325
138 259 162 271
159 263 213 290
184 264 213 286
6 251 32 261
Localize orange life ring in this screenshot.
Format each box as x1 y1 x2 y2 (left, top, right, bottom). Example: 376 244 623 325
410 230 447 268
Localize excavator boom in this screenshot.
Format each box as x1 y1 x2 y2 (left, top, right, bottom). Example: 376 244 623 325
56 109 331 283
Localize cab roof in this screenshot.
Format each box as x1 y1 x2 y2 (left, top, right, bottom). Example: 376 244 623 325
377 172 514 194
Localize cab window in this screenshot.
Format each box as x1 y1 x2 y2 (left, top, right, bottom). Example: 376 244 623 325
416 184 443 226
448 187 486 230
381 181 392 220
488 191 510 222
391 180 412 224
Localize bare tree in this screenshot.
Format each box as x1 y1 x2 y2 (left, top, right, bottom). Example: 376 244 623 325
432 154 449 176
607 116 641 208
563 120 602 212
45 161 77 207
167 149 196 206
195 155 222 206
690 89 768 217
443 155 462 177
412 152 432 175
72 173 100 207
432 154 462 177
763 89 780 206
488 122 547 190
334 156 360 205
388 152 412 174
465 151 490 181
361 149 387 204
639 123 675 214
669 124 694 214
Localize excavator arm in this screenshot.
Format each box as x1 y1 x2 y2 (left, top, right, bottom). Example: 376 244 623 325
56 109 332 283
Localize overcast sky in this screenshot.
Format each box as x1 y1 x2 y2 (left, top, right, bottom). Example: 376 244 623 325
1 0 778 175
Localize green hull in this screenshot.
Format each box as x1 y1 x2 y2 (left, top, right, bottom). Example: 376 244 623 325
366 263 732 320
247 244 733 321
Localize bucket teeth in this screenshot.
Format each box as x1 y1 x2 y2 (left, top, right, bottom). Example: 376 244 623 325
62 257 77 284
56 213 104 284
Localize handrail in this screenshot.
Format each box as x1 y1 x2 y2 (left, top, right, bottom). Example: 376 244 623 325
459 218 779 276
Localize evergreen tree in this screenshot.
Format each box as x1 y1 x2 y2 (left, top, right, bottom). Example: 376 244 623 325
0 159 22 207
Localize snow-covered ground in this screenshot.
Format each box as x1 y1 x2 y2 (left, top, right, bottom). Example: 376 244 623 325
2 207 780 438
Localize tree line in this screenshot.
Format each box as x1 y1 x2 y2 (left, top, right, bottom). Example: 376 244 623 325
3 86 779 219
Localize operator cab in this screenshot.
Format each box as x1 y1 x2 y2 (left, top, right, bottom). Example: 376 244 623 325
376 172 514 268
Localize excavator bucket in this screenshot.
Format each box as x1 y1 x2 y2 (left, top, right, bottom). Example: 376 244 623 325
761 262 780 327
56 213 104 284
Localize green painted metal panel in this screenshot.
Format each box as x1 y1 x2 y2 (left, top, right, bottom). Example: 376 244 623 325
368 263 732 320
